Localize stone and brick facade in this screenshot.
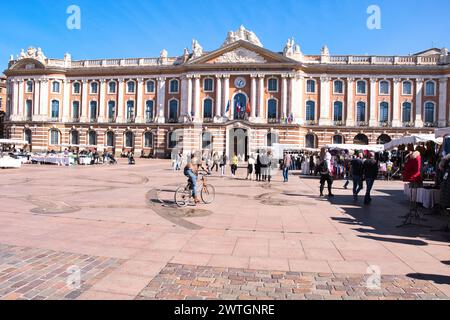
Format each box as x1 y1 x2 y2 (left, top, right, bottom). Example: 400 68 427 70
3 27 450 157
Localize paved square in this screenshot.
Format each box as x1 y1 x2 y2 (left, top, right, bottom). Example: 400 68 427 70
0 160 449 300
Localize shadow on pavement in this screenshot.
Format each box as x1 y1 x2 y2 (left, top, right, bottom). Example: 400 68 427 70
407 273 450 285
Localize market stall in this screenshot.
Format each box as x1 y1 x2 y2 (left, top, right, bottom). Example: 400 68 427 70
0 139 29 168
384 134 442 150
324 144 385 153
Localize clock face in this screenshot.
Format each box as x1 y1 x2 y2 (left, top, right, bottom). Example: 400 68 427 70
234 77 246 89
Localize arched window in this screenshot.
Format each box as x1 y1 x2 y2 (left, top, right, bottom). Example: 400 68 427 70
71 130 79 145
144 132 153 148
267 99 277 120
127 81 135 93
88 131 97 145
425 81 435 96
90 101 98 121
333 135 343 144
125 131 134 148
72 101 80 119
306 80 316 93
424 102 435 123
52 81 60 93
305 101 315 121
26 81 33 93
51 100 60 119
379 81 390 95
203 98 213 119
402 81 412 95
24 129 32 145
169 79 179 93
25 100 33 119
108 81 116 94
202 132 212 150
356 80 366 94
204 78 213 92
266 133 279 147
73 82 81 94
106 132 115 147
167 131 180 149
333 80 343 94
356 102 366 122
354 134 369 145
333 101 343 122
126 101 135 122
169 100 178 122
402 102 412 123
90 82 98 94
305 134 316 148
379 102 389 123
50 129 60 145
268 78 278 92
146 80 155 93
108 101 116 121
377 134 392 145
145 100 154 122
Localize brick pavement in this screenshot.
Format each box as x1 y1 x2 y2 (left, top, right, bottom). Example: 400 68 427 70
136 263 449 300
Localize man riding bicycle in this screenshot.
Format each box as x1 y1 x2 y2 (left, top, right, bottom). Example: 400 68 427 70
183 154 207 205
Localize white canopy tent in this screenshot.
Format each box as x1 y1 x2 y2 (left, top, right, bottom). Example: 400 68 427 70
384 134 443 150
435 127 450 138
324 144 385 153
0 139 29 145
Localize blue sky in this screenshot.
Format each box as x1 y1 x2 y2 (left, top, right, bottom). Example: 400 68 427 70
1 0 449 72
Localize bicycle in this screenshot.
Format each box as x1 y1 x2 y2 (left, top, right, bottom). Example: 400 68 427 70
174 171 215 207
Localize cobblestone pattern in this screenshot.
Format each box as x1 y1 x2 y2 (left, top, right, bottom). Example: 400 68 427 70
0 244 124 300
136 263 449 300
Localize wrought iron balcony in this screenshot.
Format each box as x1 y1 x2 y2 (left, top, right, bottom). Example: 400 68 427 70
356 121 369 127
90 117 98 123
71 117 80 123
267 118 280 124
167 118 178 124
305 120 317 125
50 117 60 122
203 117 213 123
25 116 33 122
108 117 116 123
145 118 154 124
379 121 392 127
402 121 415 127
424 122 438 128
333 120 345 126
127 117 135 124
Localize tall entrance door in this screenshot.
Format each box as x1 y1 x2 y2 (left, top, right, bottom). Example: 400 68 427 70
229 128 248 160
233 93 247 120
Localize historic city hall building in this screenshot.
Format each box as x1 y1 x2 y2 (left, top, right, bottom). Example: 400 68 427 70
3 26 450 157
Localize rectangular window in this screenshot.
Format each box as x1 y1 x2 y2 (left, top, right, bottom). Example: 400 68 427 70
306 80 315 93
402 82 412 95
356 81 366 94
268 79 278 92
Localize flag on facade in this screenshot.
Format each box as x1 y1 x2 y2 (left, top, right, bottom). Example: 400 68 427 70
225 100 230 116
246 101 251 114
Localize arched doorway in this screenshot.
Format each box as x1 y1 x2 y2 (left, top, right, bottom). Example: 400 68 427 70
24 129 32 151
377 134 391 145
229 127 248 159
305 133 317 148
233 93 247 120
354 134 369 145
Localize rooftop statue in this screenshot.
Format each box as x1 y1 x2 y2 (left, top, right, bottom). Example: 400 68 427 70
222 26 263 47
192 39 203 58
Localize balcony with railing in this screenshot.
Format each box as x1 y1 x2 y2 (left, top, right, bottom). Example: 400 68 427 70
127 116 135 124
203 117 213 123
108 117 116 123
90 117 98 123
379 121 392 127
305 120 318 125
356 121 369 127
424 121 438 128
333 120 346 126
167 118 178 124
402 121 415 128
267 118 280 124
71 117 80 123
145 118 154 124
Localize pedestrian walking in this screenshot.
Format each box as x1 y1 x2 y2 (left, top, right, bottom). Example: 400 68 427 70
220 153 227 176
350 153 364 201
231 154 238 177
255 152 262 181
319 149 334 197
282 153 292 182
363 152 379 205
211 152 220 172
246 154 255 180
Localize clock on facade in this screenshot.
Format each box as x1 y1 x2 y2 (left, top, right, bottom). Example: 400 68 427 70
234 77 246 88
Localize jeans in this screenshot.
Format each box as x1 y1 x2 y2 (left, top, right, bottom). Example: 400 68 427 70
352 175 363 196
283 168 289 182
365 178 375 204
320 174 333 195
185 169 198 197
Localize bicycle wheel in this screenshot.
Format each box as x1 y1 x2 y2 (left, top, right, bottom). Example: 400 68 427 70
174 186 191 207
201 184 215 204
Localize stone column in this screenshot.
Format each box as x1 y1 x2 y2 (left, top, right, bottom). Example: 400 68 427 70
438 77 448 127
369 78 377 127
281 74 288 120
117 79 125 123
392 78 401 127
136 78 144 123
18 80 24 121
187 76 193 118
294 75 304 124
98 79 106 123
40 79 49 120
156 77 166 123
415 79 424 127
11 80 19 119
215 75 222 119
258 75 265 121
223 75 230 119
318 76 331 126
33 80 40 117
250 75 257 119
62 79 71 122
346 77 355 126
193 75 201 122
81 79 88 122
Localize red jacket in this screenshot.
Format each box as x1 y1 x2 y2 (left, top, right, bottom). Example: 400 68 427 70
403 153 422 184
